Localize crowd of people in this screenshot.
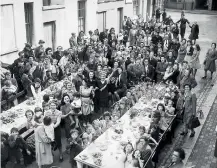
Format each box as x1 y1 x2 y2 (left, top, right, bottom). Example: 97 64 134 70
1 7 217 168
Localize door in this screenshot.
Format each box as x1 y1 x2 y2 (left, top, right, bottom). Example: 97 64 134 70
117 8 123 32
97 12 106 33
43 21 56 50
147 0 151 20
24 3 33 45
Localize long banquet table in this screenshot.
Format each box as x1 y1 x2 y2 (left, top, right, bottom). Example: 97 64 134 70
75 86 165 168
0 74 76 134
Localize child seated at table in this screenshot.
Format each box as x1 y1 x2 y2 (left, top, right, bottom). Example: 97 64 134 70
71 92 82 128
92 119 103 138
82 133 90 149
8 127 31 165
138 126 158 146
67 129 83 168
84 124 95 143
101 112 113 133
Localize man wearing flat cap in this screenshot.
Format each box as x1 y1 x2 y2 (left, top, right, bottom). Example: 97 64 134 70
34 40 45 62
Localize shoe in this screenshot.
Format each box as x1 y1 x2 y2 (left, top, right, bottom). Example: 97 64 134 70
202 76 207 79
190 131 195 138
59 156 64 162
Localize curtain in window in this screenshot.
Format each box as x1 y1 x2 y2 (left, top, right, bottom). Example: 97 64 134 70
1 5 16 54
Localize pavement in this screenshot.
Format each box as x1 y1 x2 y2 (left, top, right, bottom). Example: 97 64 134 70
157 11 217 168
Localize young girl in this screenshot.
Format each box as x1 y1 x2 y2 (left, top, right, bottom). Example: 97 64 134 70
67 129 83 168
82 133 90 149
92 119 103 138
71 92 82 128
101 112 113 132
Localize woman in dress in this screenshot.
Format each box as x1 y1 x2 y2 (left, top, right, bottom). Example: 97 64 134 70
35 116 53 168
190 44 201 77
44 100 63 161
129 24 138 46
96 71 109 114
189 22 199 44
177 38 187 63
180 84 197 137
202 43 217 80
184 40 194 64
60 94 74 139
80 79 94 126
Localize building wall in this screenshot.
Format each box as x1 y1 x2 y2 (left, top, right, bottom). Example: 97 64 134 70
1 0 151 64
0 0 78 64
96 0 149 33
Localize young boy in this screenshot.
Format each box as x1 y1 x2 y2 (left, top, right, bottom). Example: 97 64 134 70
67 129 83 168
8 127 31 165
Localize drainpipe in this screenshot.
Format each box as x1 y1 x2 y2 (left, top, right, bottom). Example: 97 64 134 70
142 0 144 18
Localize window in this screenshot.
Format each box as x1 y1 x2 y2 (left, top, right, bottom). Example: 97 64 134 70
1 5 17 54
24 3 33 45
43 0 64 6
133 0 139 15
78 1 86 32
97 11 106 32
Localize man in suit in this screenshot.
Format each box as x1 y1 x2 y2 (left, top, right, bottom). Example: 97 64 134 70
142 58 155 82
148 51 158 69
34 40 45 62
168 38 180 60
176 14 190 39
52 46 63 62
114 67 127 100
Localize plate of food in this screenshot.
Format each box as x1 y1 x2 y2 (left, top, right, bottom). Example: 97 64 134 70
80 154 88 160
92 152 103 159
112 135 121 141
120 141 128 147
100 145 108 151
94 158 102 166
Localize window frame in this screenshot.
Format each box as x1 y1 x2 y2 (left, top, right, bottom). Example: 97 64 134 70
78 0 86 33
0 4 18 55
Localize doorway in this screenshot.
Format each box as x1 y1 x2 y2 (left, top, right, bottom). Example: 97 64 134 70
117 7 123 33
24 3 34 45
43 21 56 50
97 11 106 33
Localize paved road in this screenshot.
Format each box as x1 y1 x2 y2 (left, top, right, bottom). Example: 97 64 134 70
186 97 217 168
157 11 217 167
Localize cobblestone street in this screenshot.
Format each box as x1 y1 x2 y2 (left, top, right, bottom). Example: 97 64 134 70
157 10 217 168
186 97 217 168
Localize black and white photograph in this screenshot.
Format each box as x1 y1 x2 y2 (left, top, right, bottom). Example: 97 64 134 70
1 0 217 168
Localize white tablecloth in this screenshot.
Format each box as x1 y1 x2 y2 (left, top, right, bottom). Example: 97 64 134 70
75 96 163 168
0 74 77 134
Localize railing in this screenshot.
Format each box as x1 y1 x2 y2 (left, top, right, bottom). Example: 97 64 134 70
98 0 124 4
143 114 178 168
